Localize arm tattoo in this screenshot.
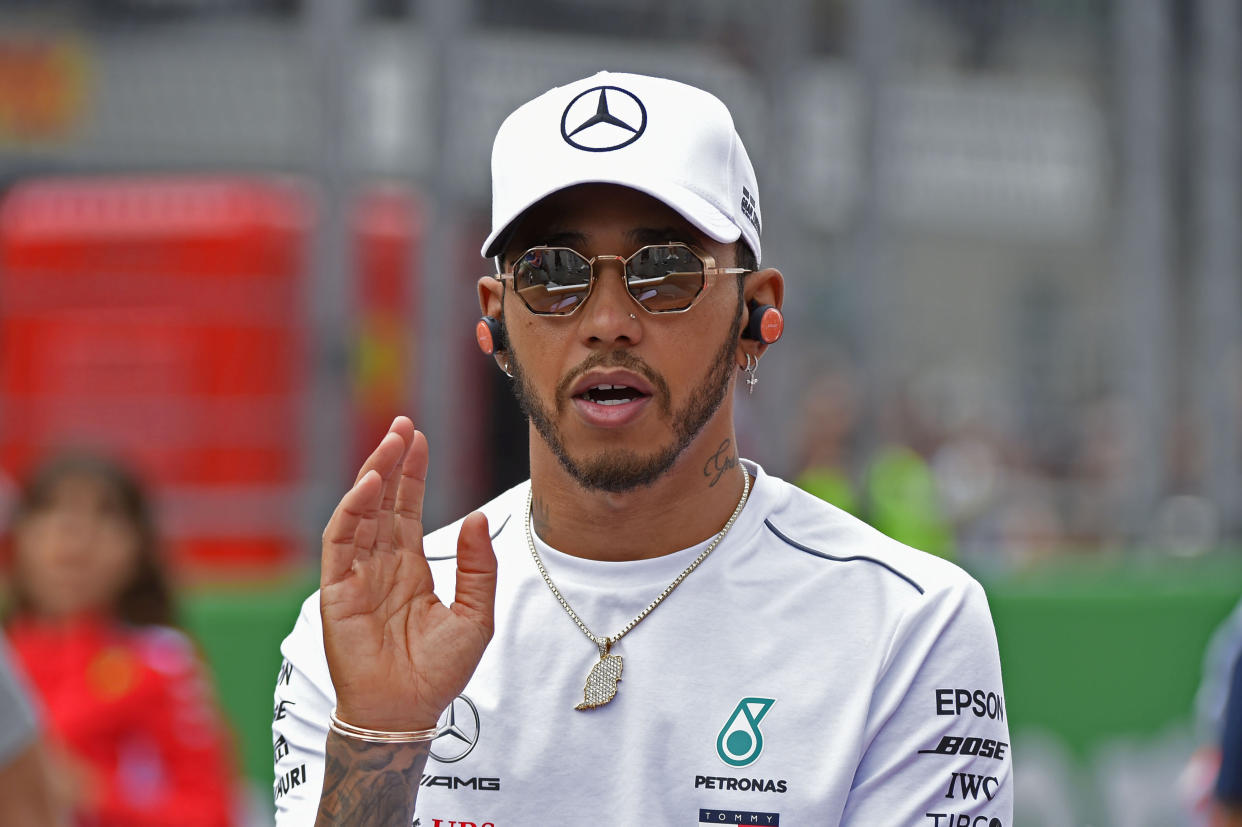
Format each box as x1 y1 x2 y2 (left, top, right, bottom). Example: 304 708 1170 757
315 731 429 826
532 495 552 537
703 438 738 488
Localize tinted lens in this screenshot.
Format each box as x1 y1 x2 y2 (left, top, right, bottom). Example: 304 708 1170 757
625 245 705 312
513 248 592 314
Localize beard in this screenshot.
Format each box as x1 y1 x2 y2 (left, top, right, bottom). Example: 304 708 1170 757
507 310 743 494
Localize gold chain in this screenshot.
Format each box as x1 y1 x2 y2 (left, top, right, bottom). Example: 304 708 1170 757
524 464 750 656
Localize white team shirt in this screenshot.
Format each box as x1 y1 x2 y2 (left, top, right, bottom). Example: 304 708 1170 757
274 461 1012 826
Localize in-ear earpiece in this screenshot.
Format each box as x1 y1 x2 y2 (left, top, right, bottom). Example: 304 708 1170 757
743 302 784 345
476 316 507 355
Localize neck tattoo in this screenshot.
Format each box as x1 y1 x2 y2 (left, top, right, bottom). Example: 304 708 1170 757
524 464 751 710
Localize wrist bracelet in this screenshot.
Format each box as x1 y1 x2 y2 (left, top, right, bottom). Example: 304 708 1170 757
329 708 442 744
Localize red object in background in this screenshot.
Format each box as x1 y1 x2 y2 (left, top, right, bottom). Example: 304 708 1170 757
351 187 420 471
0 176 310 570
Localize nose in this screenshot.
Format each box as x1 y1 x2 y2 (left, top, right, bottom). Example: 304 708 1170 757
49 510 94 552
577 257 643 347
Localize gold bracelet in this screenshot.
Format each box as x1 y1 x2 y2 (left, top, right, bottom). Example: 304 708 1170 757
329 708 442 744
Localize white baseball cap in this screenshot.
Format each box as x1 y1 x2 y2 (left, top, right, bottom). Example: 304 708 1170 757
482 71 763 265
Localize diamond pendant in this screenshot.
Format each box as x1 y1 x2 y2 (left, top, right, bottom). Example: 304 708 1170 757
575 641 623 710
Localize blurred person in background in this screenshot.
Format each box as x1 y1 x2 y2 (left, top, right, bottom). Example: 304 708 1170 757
863 442 955 561
1186 598 1242 823
0 634 61 825
3 452 238 826
793 359 862 516
1212 654 1242 826
793 364 957 560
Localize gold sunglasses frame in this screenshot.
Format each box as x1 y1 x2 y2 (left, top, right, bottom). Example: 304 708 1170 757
492 242 749 316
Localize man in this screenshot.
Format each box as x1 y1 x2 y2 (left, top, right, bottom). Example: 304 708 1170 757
274 71 1012 826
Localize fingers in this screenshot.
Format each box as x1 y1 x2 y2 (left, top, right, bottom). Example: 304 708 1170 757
347 417 415 556
393 430 430 546
321 469 383 587
374 421 415 553
451 512 498 632
321 417 432 594
321 416 416 587
354 416 416 486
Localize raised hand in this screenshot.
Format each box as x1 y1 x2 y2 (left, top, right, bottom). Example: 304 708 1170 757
319 417 498 732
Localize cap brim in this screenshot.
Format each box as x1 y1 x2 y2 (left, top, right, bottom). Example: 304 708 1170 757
481 177 742 260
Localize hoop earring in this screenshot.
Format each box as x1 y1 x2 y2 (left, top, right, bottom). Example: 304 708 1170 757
742 353 758 394
499 356 514 379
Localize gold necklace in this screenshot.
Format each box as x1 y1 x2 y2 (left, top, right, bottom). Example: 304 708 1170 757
524 465 751 710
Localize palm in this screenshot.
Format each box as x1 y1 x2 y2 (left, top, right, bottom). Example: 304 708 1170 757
320 419 497 732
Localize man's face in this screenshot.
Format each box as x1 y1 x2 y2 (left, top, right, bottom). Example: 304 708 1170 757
496 184 745 493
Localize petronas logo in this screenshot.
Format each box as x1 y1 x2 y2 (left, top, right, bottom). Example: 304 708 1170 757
716 697 775 767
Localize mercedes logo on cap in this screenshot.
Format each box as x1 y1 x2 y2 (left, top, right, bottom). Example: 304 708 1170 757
560 86 647 152
429 694 480 763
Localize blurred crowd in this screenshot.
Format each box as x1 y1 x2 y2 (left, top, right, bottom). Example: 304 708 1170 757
790 346 1242 572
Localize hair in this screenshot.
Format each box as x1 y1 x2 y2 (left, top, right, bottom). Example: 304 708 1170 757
732 241 758 316
735 241 758 274
5 452 176 628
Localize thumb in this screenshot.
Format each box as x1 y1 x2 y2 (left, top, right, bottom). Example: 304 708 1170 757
451 511 498 630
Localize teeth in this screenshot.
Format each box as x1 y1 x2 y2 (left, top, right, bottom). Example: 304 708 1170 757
581 383 641 405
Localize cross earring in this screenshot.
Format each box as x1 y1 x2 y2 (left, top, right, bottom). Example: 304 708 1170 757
743 353 758 394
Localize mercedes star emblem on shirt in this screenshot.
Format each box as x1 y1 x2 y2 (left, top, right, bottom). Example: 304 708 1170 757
430 694 480 763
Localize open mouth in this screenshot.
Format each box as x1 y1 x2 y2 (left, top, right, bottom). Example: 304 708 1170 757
577 384 649 406
567 368 658 427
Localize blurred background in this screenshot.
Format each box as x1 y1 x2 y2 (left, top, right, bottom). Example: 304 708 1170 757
0 0 1238 824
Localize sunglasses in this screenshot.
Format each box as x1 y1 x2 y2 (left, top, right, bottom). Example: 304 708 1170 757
496 243 749 316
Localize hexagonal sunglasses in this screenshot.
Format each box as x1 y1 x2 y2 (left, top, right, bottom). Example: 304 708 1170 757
494 243 750 316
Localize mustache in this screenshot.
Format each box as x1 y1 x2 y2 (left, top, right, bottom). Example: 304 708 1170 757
556 350 671 415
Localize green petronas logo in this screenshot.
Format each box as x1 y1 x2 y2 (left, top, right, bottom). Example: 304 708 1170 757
716 697 775 767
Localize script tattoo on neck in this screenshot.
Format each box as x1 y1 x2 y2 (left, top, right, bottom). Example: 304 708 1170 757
703 438 738 488
532 496 552 537
315 731 428 826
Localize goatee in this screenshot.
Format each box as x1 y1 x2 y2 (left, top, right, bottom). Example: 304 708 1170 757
507 312 742 493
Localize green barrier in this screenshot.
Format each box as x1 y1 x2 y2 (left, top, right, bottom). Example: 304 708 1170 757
181 576 317 788
985 557 1242 756
186 560 1242 791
